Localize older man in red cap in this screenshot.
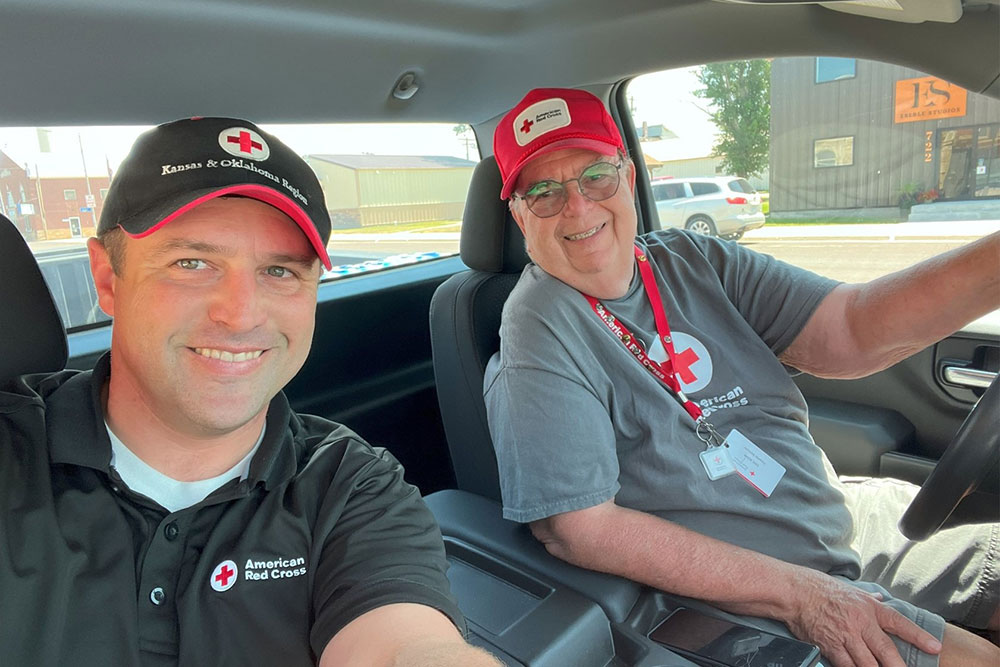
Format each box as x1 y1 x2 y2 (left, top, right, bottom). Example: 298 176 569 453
485 87 1000 667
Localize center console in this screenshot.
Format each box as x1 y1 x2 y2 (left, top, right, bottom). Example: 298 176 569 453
427 490 811 667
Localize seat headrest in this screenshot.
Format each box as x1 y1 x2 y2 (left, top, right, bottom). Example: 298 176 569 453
0 215 68 381
459 156 530 274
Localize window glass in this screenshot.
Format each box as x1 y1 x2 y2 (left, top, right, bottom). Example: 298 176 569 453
652 182 686 200
690 182 720 196
814 137 854 167
1 122 479 331
626 58 1000 286
816 57 856 83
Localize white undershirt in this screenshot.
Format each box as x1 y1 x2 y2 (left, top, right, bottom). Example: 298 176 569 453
107 423 265 513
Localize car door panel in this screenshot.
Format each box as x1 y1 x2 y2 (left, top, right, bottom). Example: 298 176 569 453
794 327 1000 523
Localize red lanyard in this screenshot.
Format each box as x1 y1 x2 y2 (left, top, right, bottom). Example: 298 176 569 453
584 244 704 423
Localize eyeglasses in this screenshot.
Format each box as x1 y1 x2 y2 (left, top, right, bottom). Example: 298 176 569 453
512 160 623 218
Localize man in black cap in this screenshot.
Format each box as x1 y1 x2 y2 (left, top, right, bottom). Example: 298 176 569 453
0 117 499 667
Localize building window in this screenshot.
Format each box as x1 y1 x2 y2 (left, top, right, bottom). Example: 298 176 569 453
100 188 109 199
814 137 854 168
63 189 77 201
816 57 856 83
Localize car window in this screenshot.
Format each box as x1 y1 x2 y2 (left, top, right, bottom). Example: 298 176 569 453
689 182 720 196
0 122 479 331
652 182 687 200
626 57 1000 284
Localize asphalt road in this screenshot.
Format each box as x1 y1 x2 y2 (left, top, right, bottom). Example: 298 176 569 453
739 237 981 283
327 235 983 284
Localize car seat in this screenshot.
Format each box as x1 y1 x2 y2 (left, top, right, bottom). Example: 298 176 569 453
429 156 528 501
0 214 68 383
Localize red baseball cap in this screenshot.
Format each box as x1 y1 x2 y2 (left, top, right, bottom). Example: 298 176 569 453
493 88 625 200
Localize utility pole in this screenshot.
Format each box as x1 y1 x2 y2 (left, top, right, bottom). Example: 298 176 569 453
78 133 97 233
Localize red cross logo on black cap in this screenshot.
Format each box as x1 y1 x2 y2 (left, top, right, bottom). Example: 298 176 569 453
218 127 270 161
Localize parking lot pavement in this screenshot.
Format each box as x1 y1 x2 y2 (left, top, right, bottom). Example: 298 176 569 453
746 219 1000 240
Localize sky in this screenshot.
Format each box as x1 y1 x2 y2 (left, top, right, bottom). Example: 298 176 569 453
0 66 718 177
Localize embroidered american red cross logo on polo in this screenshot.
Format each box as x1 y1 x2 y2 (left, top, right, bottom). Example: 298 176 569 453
227 131 263 155
216 565 234 586
210 559 238 592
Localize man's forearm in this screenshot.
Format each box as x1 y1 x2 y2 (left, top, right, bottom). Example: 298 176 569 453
848 231 1000 367
534 500 813 621
782 231 1000 378
391 639 503 667
534 501 944 667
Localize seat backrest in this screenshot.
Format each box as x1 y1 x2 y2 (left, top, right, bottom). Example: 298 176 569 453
429 157 528 501
0 215 68 382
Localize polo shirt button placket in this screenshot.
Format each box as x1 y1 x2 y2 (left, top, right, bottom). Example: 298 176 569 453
164 521 179 541
149 587 166 606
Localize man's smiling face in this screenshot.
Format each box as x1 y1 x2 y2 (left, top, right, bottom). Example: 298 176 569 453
91 197 321 439
510 148 637 299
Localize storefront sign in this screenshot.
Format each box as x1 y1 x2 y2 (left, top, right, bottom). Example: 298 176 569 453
895 77 967 123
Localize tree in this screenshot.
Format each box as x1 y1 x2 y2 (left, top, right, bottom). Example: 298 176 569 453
695 60 770 179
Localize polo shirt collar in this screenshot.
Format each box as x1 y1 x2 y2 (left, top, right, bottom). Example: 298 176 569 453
47 352 298 490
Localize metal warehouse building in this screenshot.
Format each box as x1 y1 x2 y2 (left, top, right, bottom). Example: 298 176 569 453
305 154 477 228
770 57 1000 217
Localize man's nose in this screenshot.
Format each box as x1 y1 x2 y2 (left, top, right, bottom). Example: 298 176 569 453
561 180 593 217
207 271 268 331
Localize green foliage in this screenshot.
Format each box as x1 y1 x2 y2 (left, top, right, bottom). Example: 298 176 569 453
695 60 770 179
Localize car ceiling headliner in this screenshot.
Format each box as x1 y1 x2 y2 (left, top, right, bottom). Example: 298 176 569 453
1 0 998 127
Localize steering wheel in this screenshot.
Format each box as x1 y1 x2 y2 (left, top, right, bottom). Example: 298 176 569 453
899 376 1000 541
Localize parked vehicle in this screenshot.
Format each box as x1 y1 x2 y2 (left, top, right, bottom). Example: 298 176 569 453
651 176 765 240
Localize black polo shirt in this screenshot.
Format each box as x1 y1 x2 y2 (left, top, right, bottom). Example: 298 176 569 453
0 354 465 666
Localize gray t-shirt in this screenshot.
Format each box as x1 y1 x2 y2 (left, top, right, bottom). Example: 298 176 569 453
484 229 862 577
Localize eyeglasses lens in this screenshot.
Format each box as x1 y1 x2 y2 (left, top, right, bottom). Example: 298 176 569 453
524 162 621 217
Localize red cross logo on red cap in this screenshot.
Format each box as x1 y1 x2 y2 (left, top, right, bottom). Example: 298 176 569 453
210 560 238 592
520 119 534 134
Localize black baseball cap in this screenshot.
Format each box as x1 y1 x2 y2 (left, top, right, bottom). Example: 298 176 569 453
98 117 332 270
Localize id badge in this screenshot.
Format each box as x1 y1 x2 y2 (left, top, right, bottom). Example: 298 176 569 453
699 446 735 480
724 429 785 497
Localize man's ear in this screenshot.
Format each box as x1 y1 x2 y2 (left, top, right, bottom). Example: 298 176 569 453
626 159 637 193
87 237 117 318
509 200 528 236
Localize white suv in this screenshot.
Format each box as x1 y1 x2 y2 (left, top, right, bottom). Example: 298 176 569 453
651 176 765 240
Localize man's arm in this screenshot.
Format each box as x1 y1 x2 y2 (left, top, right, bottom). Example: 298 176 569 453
532 500 941 667
780 231 1000 378
320 603 502 667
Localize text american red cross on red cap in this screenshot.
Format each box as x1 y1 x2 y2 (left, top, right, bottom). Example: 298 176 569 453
674 347 700 385
227 131 263 155
215 564 235 587
520 119 534 134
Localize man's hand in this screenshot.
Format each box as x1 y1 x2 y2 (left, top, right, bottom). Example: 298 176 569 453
782 569 941 667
